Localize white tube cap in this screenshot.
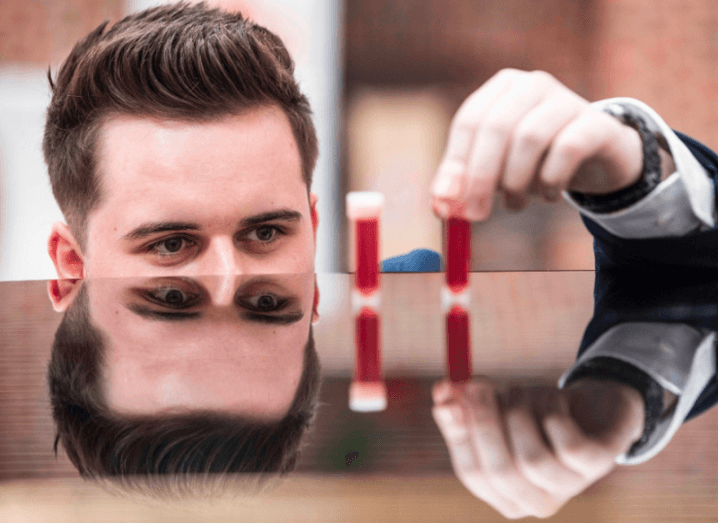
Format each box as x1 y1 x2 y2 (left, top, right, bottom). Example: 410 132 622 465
349 381 387 412
346 192 385 220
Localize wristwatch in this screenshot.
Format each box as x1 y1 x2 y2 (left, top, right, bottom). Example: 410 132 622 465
568 103 665 213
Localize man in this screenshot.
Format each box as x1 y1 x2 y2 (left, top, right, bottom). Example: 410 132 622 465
43 0 718 512
44 2 323 494
45 4 318 281
428 69 718 519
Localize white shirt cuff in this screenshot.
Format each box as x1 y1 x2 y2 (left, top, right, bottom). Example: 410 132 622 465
562 98 715 238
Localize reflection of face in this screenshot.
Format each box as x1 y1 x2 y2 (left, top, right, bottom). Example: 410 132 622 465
83 105 317 278
89 273 315 421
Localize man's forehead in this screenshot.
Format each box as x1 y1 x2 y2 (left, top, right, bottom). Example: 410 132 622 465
94 105 303 193
97 105 298 155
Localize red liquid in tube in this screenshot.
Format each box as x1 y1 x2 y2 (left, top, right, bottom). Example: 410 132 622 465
355 306 381 382
446 217 471 293
446 305 471 382
355 218 379 293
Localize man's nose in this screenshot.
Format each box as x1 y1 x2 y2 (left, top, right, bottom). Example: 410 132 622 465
199 237 245 277
205 273 240 307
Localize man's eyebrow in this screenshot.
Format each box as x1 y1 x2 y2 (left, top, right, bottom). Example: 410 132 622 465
122 222 201 242
238 210 302 227
125 303 201 322
241 311 305 325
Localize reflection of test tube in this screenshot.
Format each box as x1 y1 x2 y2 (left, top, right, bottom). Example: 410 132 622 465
347 192 387 412
443 217 472 382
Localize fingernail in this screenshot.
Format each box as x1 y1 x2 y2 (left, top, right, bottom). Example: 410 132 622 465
433 381 452 404
432 198 450 218
433 174 454 197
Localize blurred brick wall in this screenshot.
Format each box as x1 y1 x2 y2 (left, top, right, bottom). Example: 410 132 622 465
0 0 122 65
345 0 597 93
345 0 718 271
591 0 718 150
345 0 600 271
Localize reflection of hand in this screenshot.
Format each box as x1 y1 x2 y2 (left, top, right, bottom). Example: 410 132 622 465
432 377 645 519
431 69 645 220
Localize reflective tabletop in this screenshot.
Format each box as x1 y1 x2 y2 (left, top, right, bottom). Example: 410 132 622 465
1 271 717 522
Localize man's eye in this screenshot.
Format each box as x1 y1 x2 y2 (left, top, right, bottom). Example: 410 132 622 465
146 287 199 308
247 226 283 243
150 237 194 255
243 294 286 311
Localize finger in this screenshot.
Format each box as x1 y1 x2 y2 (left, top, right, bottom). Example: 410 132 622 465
432 380 453 406
505 388 585 499
433 402 478 472
433 379 467 406
432 70 517 217
463 382 558 519
539 108 635 198
462 71 556 220
432 396 526 519
502 89 587 197
462 382 514 471
542 392 616 481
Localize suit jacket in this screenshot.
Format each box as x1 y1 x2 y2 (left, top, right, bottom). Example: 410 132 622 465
563 132 718 463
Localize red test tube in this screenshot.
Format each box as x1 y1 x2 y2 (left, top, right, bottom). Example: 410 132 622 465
446 217 471 294
347 192 387 412
356 218 379 293
443 217 472 382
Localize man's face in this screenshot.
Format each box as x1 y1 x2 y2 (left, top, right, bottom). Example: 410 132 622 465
81 105 316 278
46 104 322 422
90 273 315 420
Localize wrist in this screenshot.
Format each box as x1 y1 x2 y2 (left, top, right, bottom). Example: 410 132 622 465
567 378 645 444
569 103 665 213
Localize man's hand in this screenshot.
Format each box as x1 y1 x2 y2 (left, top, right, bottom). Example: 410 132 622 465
431 377 645 519
431 69 647 220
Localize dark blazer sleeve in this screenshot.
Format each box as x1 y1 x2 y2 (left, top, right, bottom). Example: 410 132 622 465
582 132 718 273
573 132 718 429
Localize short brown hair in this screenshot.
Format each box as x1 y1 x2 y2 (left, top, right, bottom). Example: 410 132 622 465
43 2 318 249
47 282 321 499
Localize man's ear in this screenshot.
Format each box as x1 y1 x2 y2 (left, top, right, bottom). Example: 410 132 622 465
312 274 320 325
47 279 82 312
309 192 319 246
48 222 85 279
